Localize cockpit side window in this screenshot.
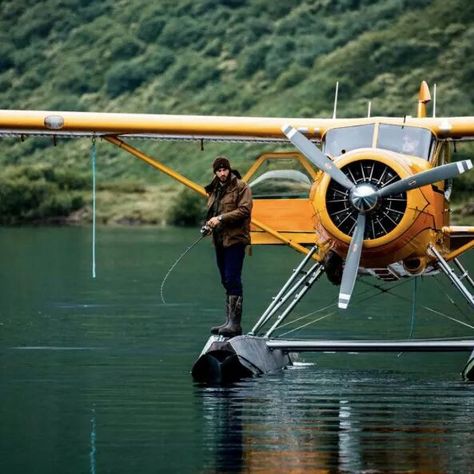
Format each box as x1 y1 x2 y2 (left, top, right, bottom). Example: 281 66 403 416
323 124 375 157
247 158 313 199
377 124 434 160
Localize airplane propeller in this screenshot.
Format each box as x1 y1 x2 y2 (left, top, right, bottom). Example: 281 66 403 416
377 160 473 197
282 124 473 309
338 212 365 309
281 124 355 190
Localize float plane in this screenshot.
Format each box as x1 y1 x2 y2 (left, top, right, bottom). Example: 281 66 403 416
0 81 473 383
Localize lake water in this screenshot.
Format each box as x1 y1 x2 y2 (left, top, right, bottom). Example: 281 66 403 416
1 226 473 473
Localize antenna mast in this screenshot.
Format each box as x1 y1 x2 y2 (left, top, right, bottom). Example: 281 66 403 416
332 81 339 119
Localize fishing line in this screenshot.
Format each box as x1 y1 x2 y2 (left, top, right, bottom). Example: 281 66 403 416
408 277 418 338
422 306 474 331
276 279 403 336
397 277 418 357
279 312 335 337
271 279 404 337
160 229 210 304
433 274 472 321
360 275 474 332
276 302 337 331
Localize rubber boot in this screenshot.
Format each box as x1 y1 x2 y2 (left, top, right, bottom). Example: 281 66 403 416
218 295 242 338
210 295 230 335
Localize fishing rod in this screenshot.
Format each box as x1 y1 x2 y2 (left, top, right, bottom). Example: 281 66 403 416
160 225 211 304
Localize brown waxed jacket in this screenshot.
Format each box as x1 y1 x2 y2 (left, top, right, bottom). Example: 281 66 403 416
205 173 252 247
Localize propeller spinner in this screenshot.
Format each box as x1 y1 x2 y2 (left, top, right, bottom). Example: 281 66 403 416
282 124 473 309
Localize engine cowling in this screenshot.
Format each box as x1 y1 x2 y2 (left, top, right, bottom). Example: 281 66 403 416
325 159 407 240
312 149 440 267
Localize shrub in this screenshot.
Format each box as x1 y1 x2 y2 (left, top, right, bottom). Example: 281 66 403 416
53 170 90 191
275 66 307 89
219 0 246 7
0 164 89 224
203 39 222 57
0 177 55 223
248 1 292 18
370 39 439 72
25 165 54 181
108 36 142 59
159 17 202 49
237 43 269 78
264 37 295 78
227 19 270 54
48 95 87 111
143 48 175 75
0 43 14 73
167 189 207 226
13 47 39 74
106 62 147 97
98 181 146 193
137 17 166 42
167 62 191 86
56 62 97 95
12 11 55 47
37 193 84 219
185 61 220 88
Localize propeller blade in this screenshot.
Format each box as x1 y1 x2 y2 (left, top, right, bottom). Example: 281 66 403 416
338 212 366 309
281 124 355 190
378 159 473 197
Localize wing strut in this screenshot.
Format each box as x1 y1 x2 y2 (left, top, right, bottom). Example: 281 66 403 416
104 136 321 261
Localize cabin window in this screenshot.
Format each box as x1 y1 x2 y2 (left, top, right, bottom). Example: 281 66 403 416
377 124 434 159
323 124 375 157
248 159 313 199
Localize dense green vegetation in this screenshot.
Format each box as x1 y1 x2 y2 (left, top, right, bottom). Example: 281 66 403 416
0 0 473 224
167 190 207 226
0 164 85 224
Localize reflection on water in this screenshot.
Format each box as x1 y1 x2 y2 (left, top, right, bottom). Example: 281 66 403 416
1 227 473 473
198 367 474 473
90 407 97 474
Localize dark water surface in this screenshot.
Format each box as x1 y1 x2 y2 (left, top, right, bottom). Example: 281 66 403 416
1 227 473 473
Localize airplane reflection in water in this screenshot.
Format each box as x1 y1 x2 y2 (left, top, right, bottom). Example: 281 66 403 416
197 366 474 472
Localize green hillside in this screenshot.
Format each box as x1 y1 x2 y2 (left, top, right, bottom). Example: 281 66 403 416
0 0 473 224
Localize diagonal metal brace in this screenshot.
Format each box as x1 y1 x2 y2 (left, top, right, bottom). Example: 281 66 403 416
429 245 474 307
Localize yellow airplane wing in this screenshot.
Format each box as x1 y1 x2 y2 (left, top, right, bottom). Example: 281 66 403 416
1 109 474 141
1 108 473 263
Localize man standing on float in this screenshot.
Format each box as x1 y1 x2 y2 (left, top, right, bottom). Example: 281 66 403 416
205 156 252 337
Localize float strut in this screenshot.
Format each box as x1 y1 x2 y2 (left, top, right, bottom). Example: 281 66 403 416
250 246 318 335
429 245 474 307
264 263 323 338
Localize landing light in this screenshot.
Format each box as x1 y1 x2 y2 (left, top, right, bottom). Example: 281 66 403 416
44 115 64 130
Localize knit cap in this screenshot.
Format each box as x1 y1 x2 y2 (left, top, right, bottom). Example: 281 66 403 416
213 156 231 172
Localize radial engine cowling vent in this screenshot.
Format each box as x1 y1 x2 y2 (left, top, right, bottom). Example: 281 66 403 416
326 160 407 239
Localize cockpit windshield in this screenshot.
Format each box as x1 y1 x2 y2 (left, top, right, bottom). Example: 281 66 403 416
377 124 434 160
324 124 374 157
323 123 434 160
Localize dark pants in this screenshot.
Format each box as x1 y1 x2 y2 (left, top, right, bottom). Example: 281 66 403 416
215 243 245 296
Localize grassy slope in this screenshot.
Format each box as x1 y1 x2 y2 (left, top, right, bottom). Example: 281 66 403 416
0 0 473 224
